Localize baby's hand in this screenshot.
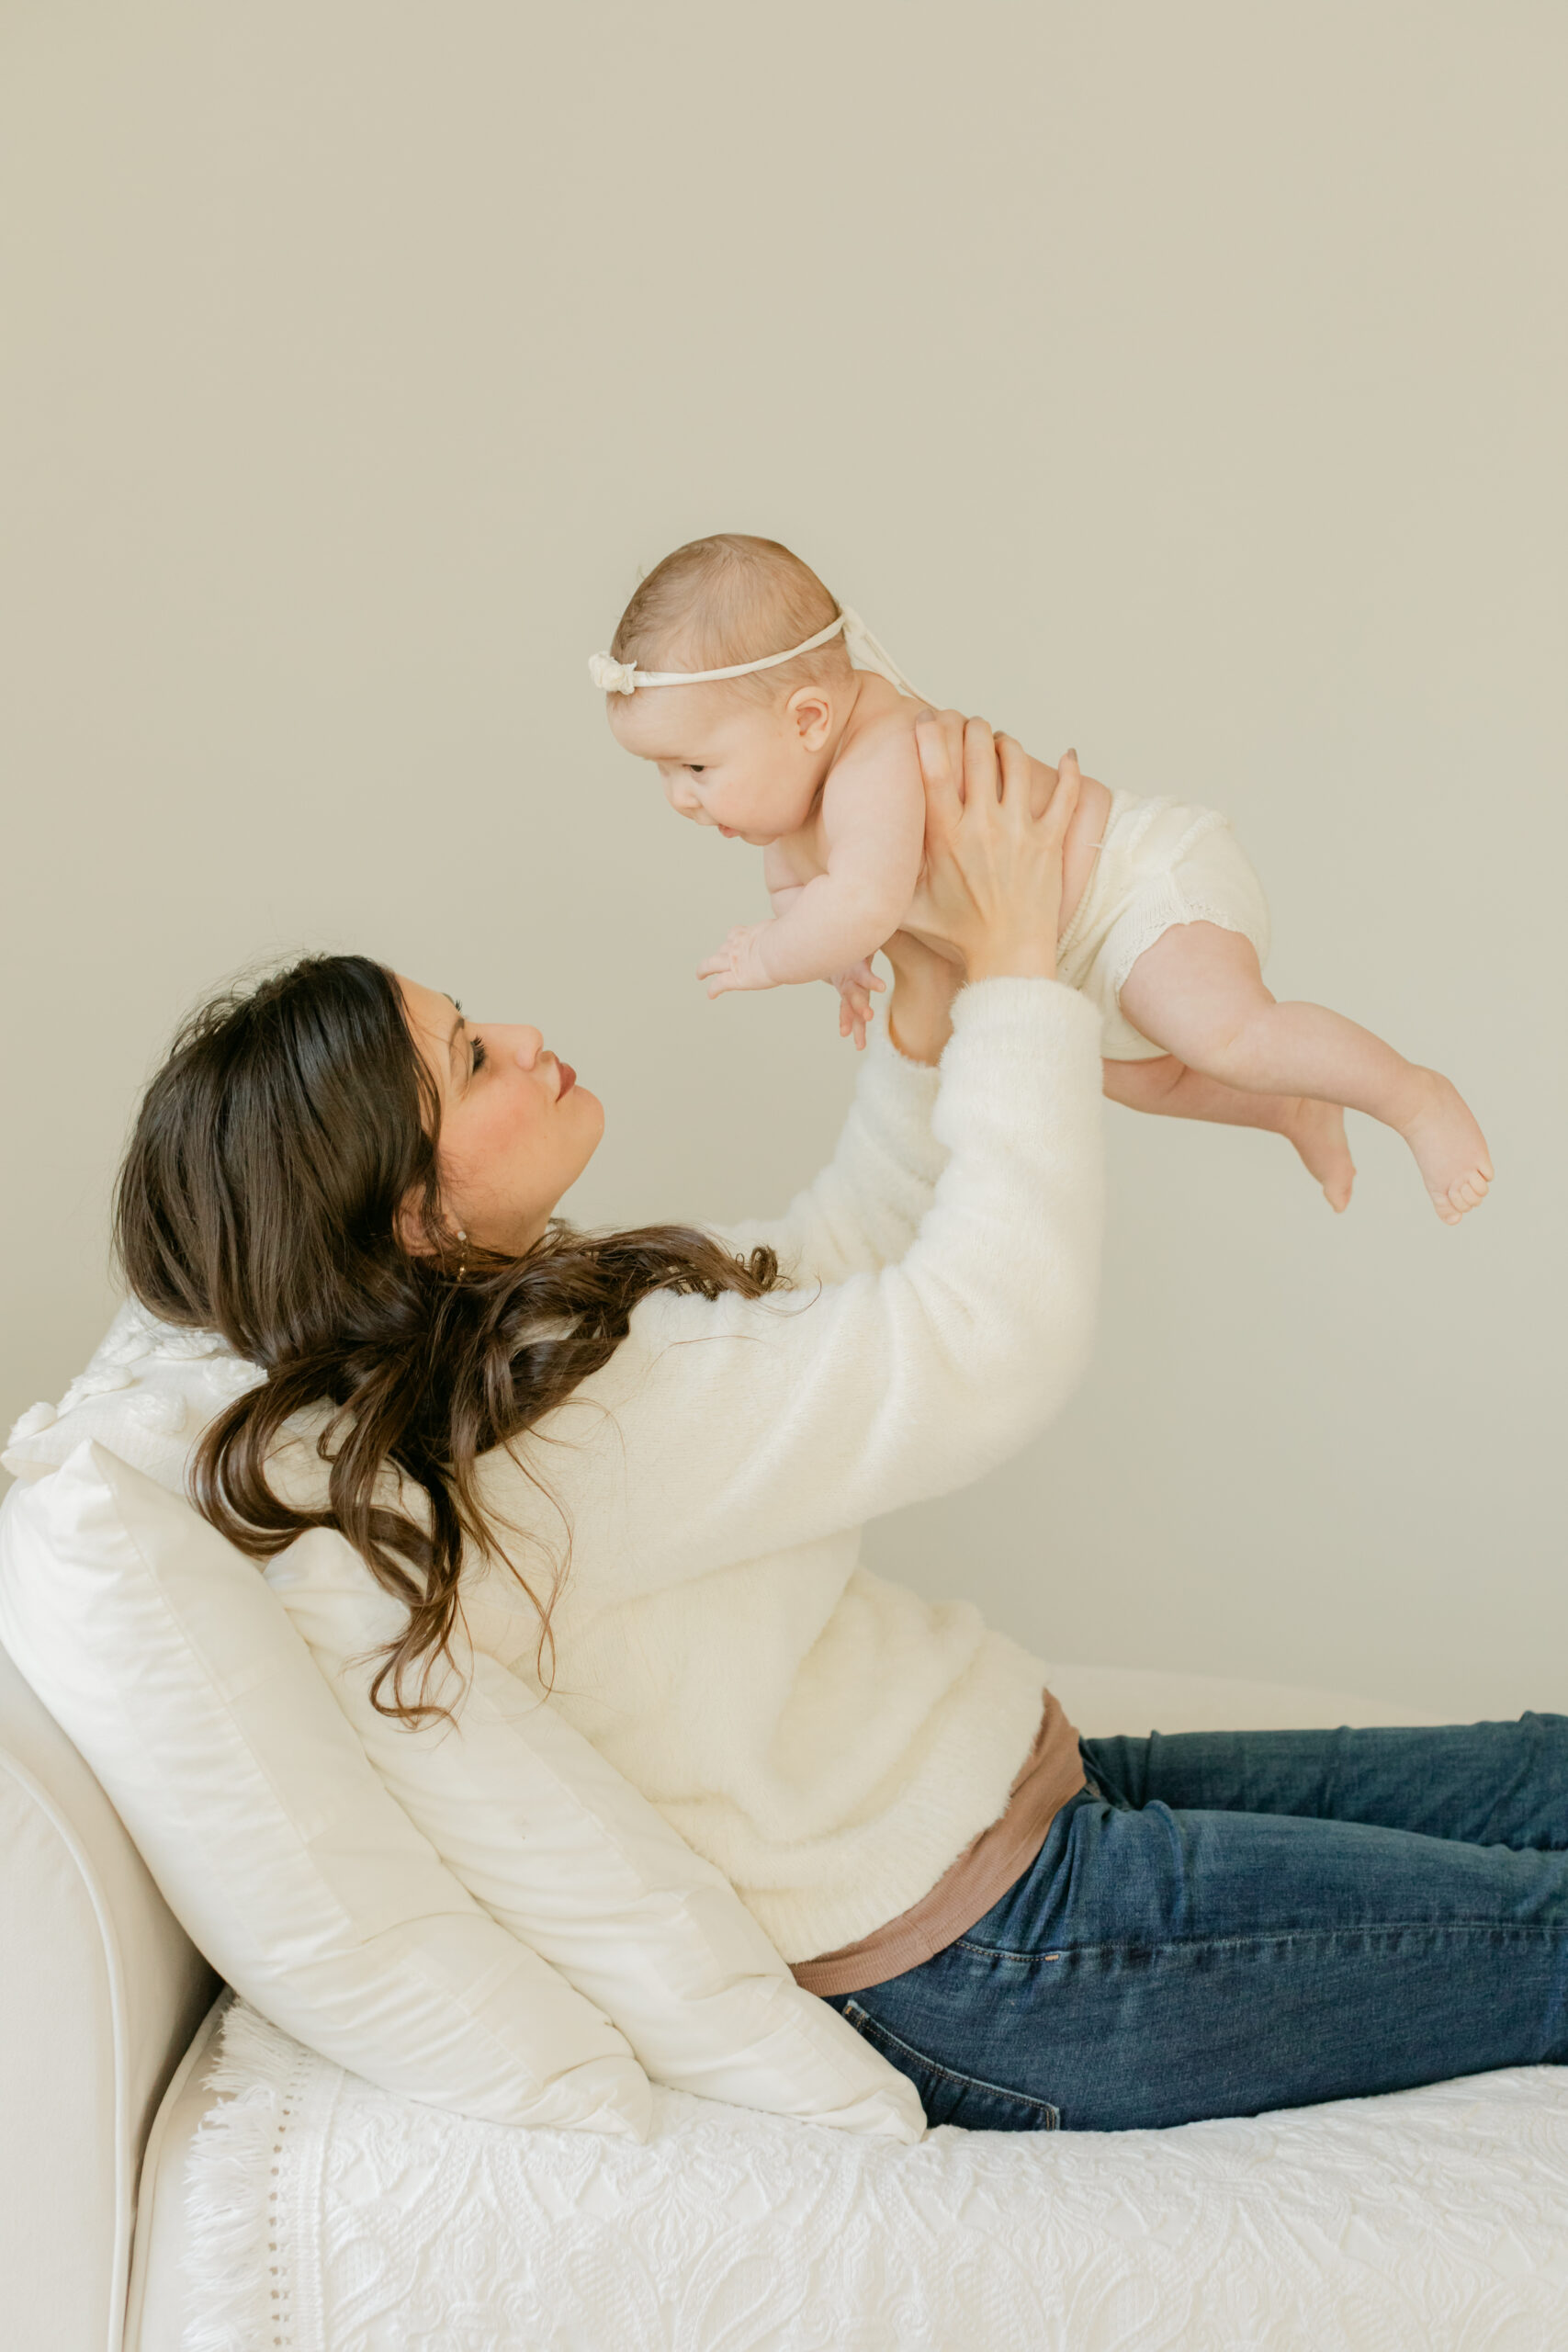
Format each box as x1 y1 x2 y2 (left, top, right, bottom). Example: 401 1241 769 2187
832 957 886 1051
697 924 777 998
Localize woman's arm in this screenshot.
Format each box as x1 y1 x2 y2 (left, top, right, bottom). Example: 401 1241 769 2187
712 933 963 1283
547 728 1103 1584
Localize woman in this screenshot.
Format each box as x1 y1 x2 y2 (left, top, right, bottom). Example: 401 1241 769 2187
116 715 1568 2133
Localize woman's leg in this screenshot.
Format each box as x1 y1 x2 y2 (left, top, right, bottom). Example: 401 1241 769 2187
1082 1713 1568 1851
823 1717 1568 2133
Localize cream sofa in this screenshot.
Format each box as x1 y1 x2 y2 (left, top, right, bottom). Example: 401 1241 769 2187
6 1618 1469 2352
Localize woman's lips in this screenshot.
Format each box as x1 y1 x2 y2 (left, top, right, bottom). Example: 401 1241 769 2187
556 1060 576 1098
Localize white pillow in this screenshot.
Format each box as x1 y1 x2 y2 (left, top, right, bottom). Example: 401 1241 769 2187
268 1529 926 2140
0 1442 653 2140
4 1311 926 2143
1 1300 255 1493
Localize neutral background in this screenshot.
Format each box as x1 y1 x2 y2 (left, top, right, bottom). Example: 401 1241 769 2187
3 3 1562 1718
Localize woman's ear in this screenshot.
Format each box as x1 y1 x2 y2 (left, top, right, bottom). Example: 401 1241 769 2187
396 1192 444 1257
786 684 835 751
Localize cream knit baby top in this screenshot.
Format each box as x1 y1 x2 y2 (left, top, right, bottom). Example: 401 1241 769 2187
457 978 1106 1968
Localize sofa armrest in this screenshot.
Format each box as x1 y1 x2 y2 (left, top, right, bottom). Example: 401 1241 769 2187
0 1634 218 2352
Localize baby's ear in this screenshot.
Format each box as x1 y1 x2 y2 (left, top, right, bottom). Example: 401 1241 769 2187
786 684 835 749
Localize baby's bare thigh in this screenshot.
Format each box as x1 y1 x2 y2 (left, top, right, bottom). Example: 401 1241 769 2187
1115 922 1271 1060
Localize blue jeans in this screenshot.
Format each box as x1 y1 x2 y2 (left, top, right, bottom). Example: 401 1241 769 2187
822 1716 1568 2132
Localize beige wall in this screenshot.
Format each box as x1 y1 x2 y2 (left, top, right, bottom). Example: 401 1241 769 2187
3 3 1562 1718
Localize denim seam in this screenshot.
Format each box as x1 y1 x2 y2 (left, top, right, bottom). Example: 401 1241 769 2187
953 1920 1568 1965
842 1999 1060 2120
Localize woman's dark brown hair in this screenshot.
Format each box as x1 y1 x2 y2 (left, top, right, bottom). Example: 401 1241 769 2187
113 954 784 1724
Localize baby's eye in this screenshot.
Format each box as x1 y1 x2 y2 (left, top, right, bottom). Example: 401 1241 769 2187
685 764 705 775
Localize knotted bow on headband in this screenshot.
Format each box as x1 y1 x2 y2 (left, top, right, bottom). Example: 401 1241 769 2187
588 608 926 703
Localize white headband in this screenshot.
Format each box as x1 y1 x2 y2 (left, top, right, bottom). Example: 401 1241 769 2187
588 605 925 704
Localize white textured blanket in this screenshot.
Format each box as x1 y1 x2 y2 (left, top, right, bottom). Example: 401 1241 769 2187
184 1996 1568 2351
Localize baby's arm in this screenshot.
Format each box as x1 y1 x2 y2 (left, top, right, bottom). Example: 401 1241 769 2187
697 724 926 998
759 875 886 1047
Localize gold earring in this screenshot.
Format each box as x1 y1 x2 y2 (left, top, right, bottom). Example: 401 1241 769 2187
455 1227 468 1282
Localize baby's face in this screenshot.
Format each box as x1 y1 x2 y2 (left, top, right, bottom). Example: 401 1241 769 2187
607 684 820 844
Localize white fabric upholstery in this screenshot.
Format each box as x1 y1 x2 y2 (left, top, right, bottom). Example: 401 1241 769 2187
0 1630 216 2352
140 1890 1568 2351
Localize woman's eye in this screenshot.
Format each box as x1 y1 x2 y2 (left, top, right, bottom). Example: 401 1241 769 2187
469 1035 488 1072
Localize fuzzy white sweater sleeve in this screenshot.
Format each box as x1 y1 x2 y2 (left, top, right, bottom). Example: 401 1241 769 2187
526 978 1105 1585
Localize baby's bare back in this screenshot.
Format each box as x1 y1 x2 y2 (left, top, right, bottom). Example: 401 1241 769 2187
763 680 1111 945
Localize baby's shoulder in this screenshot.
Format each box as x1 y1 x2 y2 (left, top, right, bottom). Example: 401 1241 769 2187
824 695 924 798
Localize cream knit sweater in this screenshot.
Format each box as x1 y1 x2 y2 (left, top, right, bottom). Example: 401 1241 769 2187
459 978 1106 1965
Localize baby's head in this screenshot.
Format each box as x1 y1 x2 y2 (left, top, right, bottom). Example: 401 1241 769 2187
599 535 856 843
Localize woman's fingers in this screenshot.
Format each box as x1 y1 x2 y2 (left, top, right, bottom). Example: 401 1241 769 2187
1045 747 1083 838
961 716 998 808
994 731 1034 817
913 708 968 829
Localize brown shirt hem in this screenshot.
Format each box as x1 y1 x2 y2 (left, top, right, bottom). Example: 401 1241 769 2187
789 1687 1086 1997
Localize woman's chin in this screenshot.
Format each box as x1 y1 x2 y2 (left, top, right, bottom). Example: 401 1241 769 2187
574 1086 605 1141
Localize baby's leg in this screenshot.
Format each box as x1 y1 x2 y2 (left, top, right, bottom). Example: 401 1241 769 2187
1104 1057 1357 1212
1116 922 1493 1225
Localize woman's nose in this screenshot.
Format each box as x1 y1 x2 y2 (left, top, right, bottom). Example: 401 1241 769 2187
487 1025 544 1069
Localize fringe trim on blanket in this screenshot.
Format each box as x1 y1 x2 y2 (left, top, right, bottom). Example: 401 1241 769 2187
180 1995 310 2352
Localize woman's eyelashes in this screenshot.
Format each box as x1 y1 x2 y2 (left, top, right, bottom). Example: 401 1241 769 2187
469 1034 488 1073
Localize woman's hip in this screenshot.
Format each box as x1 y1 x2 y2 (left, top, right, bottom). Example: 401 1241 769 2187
822 1717 1568 2132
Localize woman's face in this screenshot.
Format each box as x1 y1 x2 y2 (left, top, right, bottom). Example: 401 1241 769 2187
398 975 604 1257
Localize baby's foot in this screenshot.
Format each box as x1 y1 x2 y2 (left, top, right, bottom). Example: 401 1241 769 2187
1280 1096 1356 1212
1396 1069 1494 1225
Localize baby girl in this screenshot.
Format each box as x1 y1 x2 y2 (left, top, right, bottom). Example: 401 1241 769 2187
591 534 1492 1224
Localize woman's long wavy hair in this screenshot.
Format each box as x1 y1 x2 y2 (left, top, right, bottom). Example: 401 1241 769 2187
113 954 785 1724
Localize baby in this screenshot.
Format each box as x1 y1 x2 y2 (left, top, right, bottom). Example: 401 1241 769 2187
592 534 1492 1224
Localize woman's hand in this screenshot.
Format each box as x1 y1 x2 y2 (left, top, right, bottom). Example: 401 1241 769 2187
906 712 1082 982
